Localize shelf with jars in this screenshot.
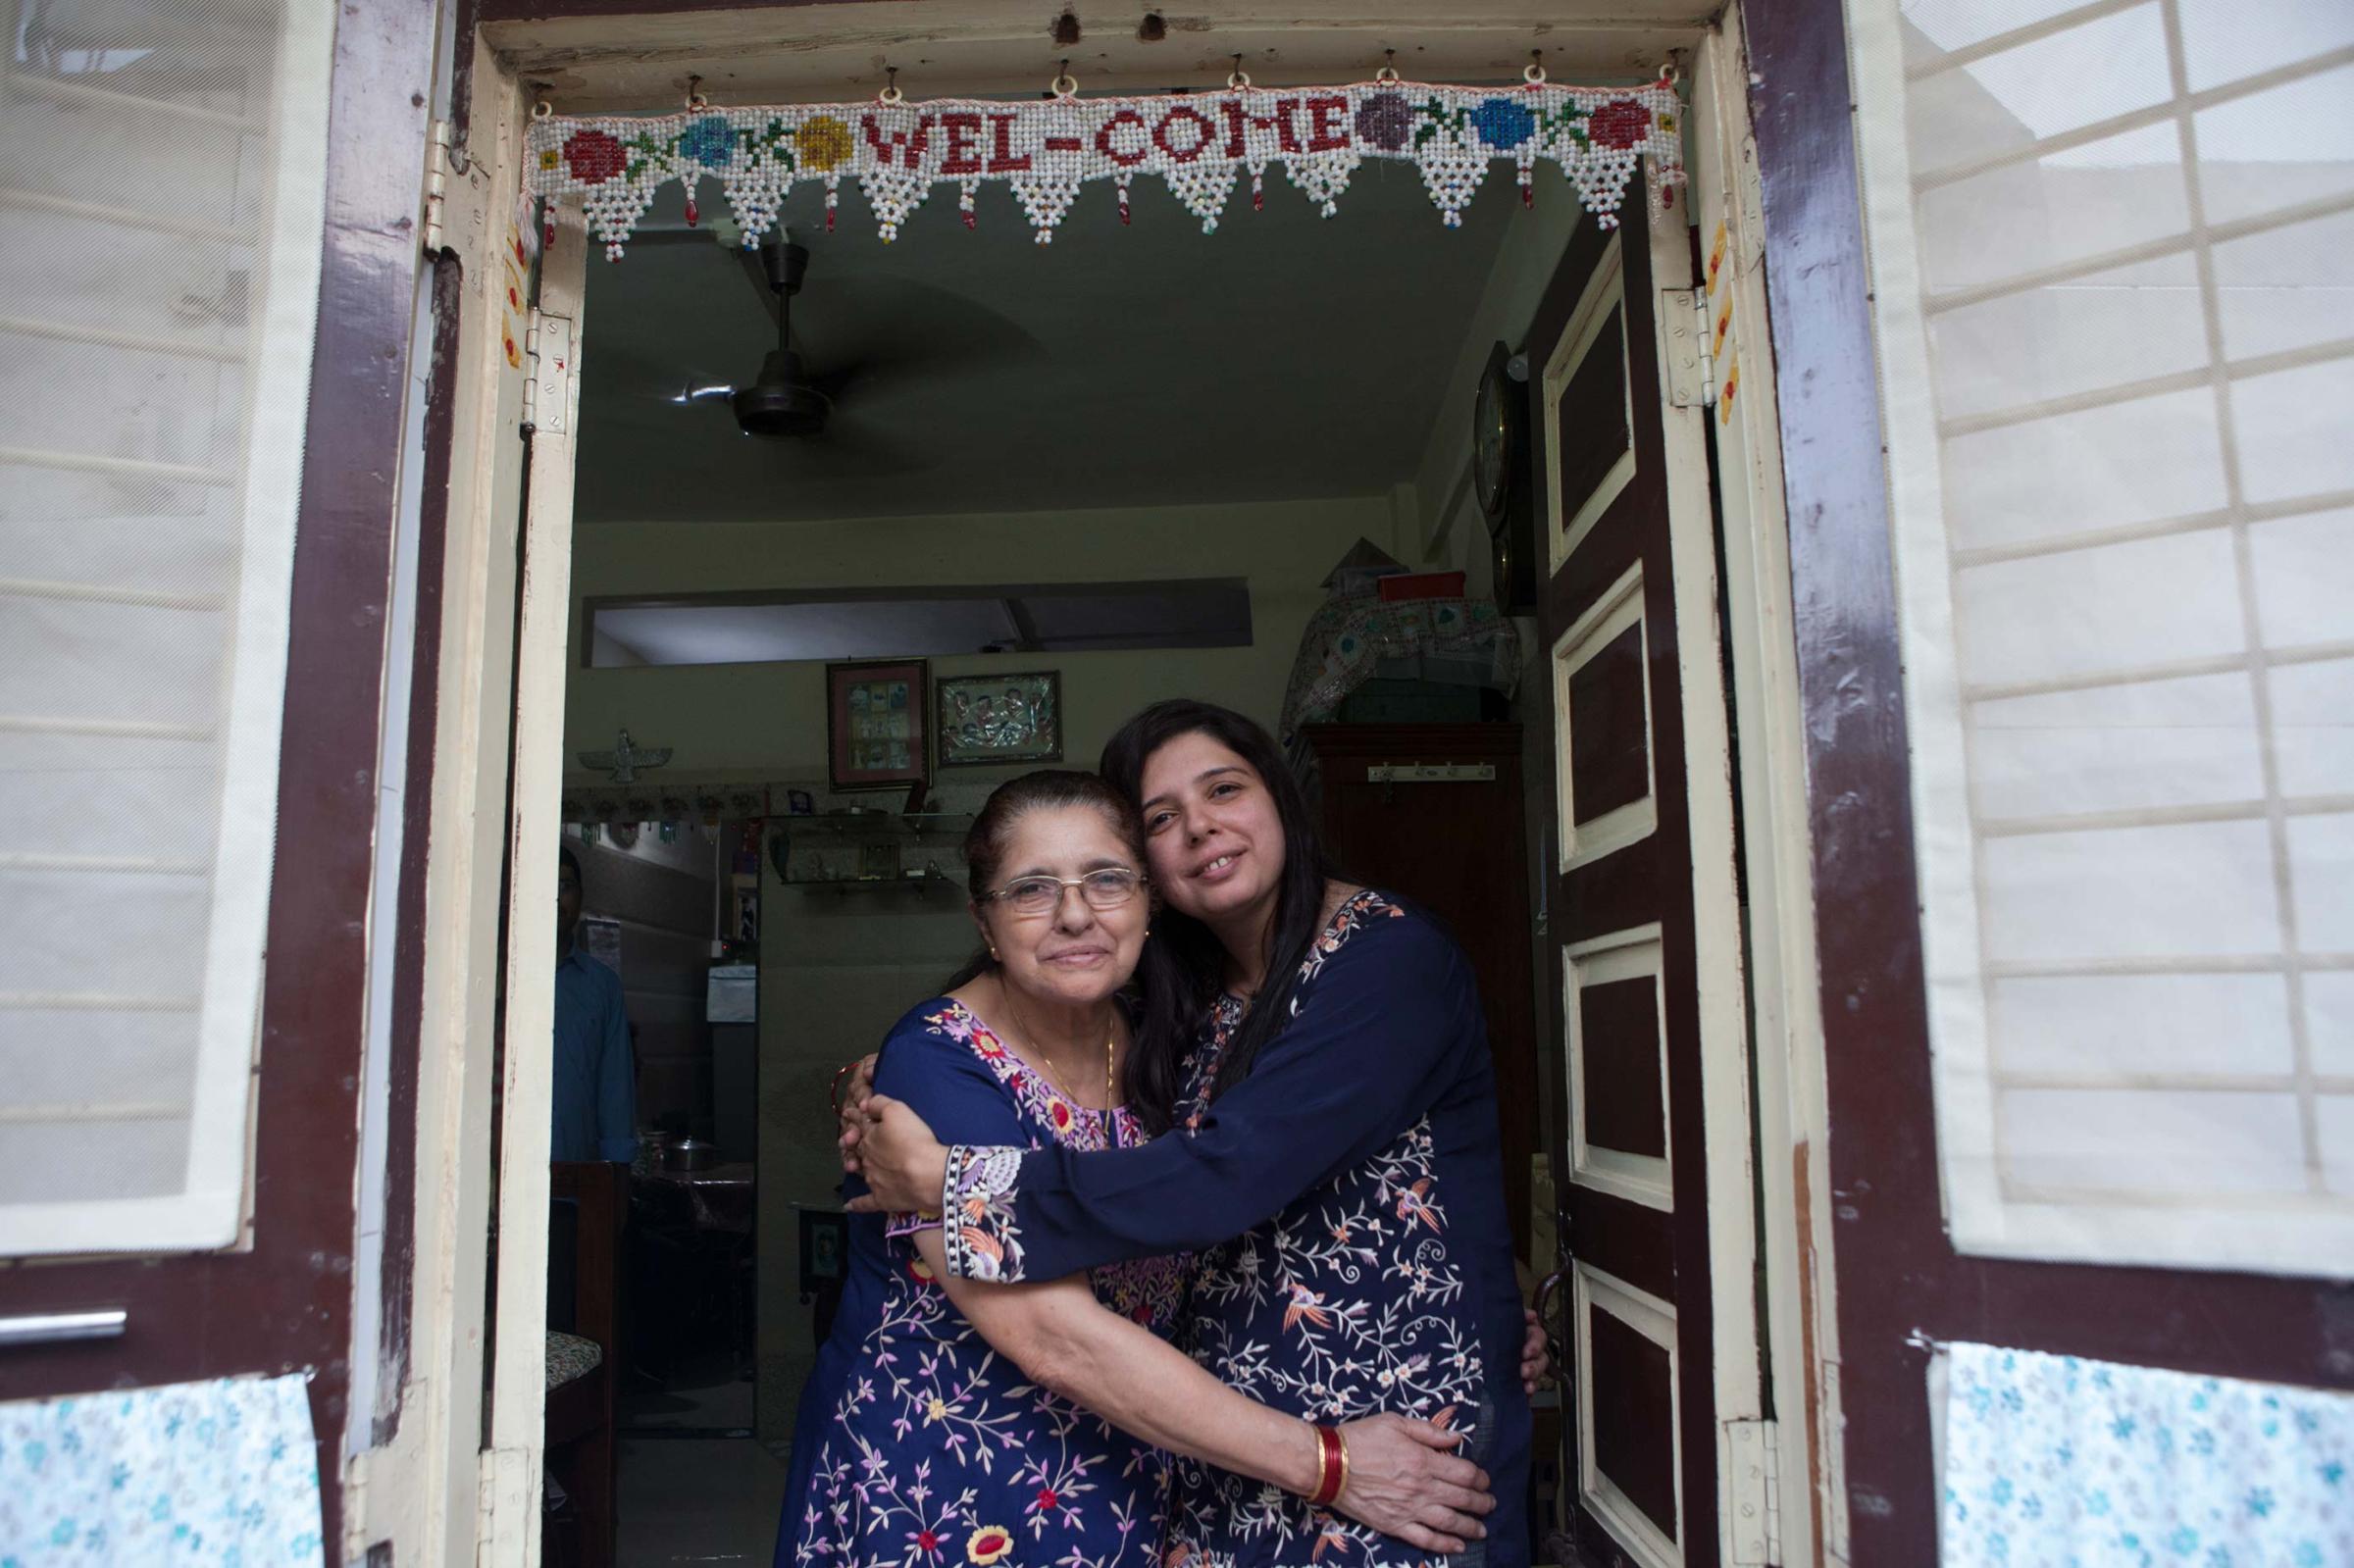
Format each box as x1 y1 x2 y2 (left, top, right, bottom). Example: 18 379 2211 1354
768 812 974 891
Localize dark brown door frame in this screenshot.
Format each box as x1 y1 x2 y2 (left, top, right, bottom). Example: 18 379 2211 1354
0 4 442 1554
1741 0 2354 1557
253 2 2354 1561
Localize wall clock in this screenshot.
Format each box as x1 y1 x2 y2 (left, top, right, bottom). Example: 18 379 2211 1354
1472 340 1537 611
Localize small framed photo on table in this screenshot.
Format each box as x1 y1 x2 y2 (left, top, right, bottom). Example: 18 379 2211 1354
827 659 929 793
937 671 1062 768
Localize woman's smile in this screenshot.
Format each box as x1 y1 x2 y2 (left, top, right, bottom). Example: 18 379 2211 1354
1191 849 1245 884
1140 733 1286 927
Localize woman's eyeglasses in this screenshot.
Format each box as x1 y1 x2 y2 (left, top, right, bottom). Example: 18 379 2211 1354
981 869 1147 918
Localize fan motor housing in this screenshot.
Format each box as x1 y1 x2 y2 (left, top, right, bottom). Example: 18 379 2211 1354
732 348 830 437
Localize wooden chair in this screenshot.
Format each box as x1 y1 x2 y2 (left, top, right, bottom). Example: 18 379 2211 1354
546 1161 626 1568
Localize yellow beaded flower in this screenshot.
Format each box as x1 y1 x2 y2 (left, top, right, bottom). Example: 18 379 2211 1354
797 116 852 172
965 1526 1014 1565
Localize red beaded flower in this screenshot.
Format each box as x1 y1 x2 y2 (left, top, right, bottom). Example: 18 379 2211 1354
563 128 626 184
1588 99 1654 151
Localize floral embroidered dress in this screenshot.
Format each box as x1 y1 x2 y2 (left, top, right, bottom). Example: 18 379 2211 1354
937 892 1532 1568
778 999 1189 1568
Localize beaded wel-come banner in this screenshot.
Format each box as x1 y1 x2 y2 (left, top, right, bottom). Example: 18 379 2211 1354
528 76 1684 257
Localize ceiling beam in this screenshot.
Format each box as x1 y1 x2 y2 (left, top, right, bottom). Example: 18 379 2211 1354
486 1 1713 114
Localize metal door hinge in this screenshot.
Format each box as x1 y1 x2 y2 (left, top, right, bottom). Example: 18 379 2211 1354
479 1445 533 1567
424 117 490 258
1723 1417 1782 1564
522 310 575 436
1663 287 1717 409
423 118 456 255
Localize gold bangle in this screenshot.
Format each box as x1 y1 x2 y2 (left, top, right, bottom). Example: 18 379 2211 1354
1335 1428 1351 1500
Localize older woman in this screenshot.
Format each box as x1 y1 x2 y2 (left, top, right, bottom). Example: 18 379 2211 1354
777 770 1493 1568
848 705 1536 1568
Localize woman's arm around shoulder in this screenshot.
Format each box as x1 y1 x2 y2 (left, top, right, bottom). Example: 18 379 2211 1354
854 902 1483 1279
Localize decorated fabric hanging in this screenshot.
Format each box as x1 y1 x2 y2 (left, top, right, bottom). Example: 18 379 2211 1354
527 75 1683 258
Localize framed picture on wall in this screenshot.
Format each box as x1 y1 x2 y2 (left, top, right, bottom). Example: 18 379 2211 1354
937 671 1062 768
826 659 930 792
798 1206 849 1289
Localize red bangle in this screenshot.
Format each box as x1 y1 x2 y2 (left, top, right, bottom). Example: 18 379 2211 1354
1308 1425 1345 1507
830 1061 858 1118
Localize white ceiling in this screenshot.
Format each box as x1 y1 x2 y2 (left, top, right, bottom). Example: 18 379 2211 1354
576 160 1532 522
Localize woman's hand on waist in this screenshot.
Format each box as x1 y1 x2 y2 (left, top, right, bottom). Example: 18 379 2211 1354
844 1093 951 1216
1331 1413 1494 1554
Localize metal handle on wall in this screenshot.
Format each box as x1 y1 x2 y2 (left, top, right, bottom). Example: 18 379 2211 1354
0 1308 127 1348
1533 1265 1566 1370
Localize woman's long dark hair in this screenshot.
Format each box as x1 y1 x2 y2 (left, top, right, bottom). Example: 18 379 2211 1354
941 770 1148 992
1101 700 1336 1134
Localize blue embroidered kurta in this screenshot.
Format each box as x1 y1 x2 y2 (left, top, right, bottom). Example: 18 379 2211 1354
940 892 1533 1568
779 999 1188 1568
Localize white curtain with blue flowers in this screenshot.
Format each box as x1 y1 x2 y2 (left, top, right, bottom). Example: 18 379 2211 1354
0 1373 322 1565
1942 1342 2353 1566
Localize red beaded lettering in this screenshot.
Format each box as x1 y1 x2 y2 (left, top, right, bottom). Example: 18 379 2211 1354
1095 109 1150 168
1219 96 1301 158
1305 95 1350 152
987 114 1031 173
1153 106 1216 163
940 113 984 175
858 113 935 167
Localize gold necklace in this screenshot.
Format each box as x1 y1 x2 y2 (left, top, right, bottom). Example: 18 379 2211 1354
1002 988 1117 1111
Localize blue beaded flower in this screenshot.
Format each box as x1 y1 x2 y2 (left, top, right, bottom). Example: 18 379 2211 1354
1471 96 1535 150
679 116 737 166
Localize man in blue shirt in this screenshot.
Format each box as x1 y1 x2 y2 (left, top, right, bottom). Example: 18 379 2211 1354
553 844 638 1163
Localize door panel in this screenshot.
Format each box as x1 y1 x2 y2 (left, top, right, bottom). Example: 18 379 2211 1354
1533 167 1751 1568
1302 724 1538 1254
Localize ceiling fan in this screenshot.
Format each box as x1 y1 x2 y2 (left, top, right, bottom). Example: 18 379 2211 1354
622 228 1041 451
699 235 833 437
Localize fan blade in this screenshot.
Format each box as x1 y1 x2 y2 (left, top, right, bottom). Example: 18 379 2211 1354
812 277 1041 361
807 362 867 404
809 418 930 467
579 343 743 429
734 412 936 477
787 279 1044 406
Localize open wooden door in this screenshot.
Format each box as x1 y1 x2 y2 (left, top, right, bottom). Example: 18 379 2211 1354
1529 167 1763 1568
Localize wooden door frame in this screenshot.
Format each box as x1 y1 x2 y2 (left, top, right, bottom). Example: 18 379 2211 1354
1683 11 1843 1566
374 6 1856 1566
1741 0 2354 1559
0 4 441 1561
342 25 560 1565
